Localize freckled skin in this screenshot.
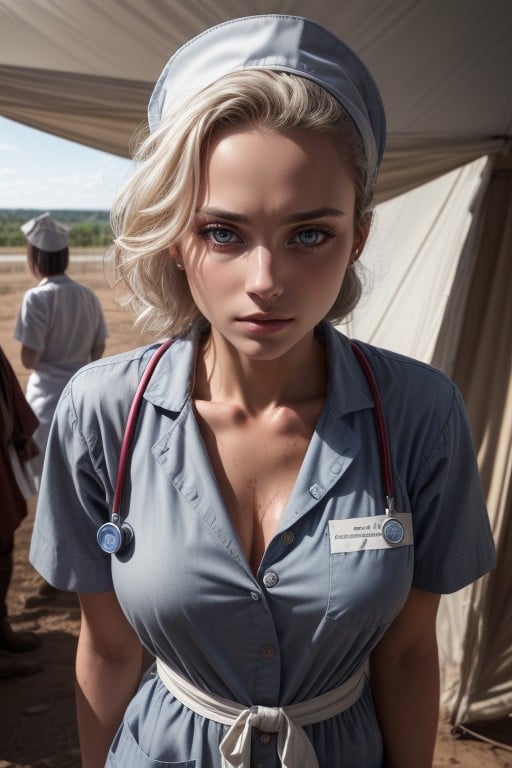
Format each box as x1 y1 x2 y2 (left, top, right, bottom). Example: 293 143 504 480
177 126 369 573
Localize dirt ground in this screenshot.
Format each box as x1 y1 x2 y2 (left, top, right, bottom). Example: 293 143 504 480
0 257 510 767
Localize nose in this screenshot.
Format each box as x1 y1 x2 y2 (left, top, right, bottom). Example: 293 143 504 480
245 246 283 300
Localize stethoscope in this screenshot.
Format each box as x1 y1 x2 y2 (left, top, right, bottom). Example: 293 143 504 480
97 339 404 554
96 338 174 554
350 342 404 546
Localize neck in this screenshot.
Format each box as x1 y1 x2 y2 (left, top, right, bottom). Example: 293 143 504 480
194 329 327 414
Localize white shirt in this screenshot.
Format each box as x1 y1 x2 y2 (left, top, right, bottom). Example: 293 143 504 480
14 274 107 451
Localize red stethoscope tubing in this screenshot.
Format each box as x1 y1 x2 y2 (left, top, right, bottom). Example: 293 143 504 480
112 338 174 517
350 341 395 508
112 338 395 520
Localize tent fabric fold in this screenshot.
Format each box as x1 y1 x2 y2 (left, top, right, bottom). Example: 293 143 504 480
375 137 504 203
0 64 151 155
446 152 512 725
348 151 512 730
1 60 506 200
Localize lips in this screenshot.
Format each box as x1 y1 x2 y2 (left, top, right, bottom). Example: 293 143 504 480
237 314 292 335
239 313 291 323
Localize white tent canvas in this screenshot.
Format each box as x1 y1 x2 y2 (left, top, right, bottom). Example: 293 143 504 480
348 156 512 730
1 0 511 737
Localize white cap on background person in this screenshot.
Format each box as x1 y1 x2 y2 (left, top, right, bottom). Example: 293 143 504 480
21 212 69 251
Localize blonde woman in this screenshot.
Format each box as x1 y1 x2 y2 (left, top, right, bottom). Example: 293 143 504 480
30 16 495 768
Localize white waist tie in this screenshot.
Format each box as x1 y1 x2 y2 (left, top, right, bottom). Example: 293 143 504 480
156 658 365 768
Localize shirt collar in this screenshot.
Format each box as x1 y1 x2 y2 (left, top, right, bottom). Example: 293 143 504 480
143 321 374 416
38 274 71 286
143 334 197 412
320 322 374 416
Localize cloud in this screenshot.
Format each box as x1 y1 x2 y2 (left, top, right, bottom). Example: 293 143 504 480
0 143 18 151
0 170 121 209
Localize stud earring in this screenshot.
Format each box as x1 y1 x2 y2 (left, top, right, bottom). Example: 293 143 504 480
350 248 360 266
170 246 183 270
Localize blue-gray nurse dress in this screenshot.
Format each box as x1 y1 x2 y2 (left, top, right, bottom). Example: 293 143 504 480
29 321 496 768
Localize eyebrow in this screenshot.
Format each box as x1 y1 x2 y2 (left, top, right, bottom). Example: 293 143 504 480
195 206 346 223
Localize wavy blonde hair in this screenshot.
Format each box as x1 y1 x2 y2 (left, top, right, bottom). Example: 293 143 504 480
110 70 375 337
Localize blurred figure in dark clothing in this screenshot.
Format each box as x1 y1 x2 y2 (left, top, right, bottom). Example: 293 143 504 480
0 345 41 678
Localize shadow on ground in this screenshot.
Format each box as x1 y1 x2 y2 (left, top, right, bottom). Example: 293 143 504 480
0 626 80 768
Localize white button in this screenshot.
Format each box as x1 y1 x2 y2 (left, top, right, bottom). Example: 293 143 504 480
263 571 279 588
250 591 260 601
309 483 324 499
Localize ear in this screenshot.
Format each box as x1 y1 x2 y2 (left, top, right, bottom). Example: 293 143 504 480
169 246 184 270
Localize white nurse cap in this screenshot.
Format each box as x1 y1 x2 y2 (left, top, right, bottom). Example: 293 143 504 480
21 212 69 251
148 14 386 178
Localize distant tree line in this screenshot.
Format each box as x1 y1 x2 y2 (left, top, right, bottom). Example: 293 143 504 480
0 210 112 248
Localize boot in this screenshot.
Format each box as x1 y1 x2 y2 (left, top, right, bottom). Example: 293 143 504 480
0 550 41 653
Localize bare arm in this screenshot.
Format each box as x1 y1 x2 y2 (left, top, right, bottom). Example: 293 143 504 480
76 590 143 768
20 344 41 370
369 586 441 768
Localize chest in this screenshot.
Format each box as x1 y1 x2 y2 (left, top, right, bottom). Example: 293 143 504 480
194 399 323 573
114 397 414 665
115 406 413 671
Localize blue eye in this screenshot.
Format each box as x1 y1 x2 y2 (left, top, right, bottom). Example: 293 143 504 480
297 230 320 245
203 227 241 245
293 229 331 246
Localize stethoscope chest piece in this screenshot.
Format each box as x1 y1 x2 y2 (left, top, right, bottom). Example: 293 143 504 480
97 514 134 554
96 339 174 556
381 516 405 546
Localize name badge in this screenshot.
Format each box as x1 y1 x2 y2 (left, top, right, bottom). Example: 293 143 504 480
329 513 413 553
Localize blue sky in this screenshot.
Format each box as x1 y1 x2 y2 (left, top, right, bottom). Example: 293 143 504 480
0 116 133 210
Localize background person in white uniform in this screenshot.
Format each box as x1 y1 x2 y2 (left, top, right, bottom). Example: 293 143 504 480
14 213 107 484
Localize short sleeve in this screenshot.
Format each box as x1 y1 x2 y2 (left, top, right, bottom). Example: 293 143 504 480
29 384 114 592
411 386 496 594
14 290 48 351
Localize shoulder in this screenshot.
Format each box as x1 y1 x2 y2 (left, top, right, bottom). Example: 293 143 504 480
70 278 100 296
60 338 190 452
60 344 157 429
353 340 457 408
324 324 459 428
17 285 51 321
58 277 96 298
22 279 65 304
341 335 466 457
68 343 161 401
21 284 46 304
352 340 475 474
74 280 106 313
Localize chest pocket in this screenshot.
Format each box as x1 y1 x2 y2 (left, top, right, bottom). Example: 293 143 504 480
326 538 413 627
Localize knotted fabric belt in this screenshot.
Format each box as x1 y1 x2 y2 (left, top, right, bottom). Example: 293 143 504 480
156 657 365 768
